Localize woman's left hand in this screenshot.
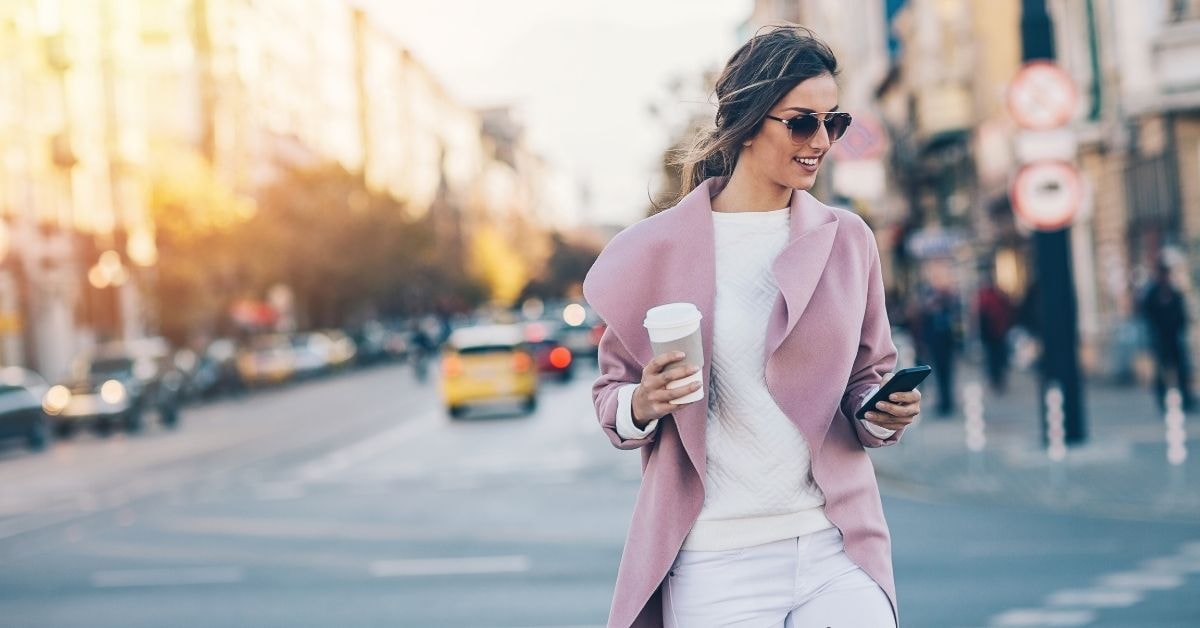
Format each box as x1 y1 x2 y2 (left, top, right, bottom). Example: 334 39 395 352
862 375 922 431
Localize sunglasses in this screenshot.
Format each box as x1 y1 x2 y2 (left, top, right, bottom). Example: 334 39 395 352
764 112 853 143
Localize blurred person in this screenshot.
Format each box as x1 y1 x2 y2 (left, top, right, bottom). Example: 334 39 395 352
583 27 919 628
1140 260 1195 412
976 275 1014 394
915 281 961 417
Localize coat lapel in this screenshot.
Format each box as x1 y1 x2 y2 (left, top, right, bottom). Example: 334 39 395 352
765 191 839 361
663 183 718 481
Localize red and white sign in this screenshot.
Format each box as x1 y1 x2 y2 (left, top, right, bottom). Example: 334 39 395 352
831 112 888 161
1007 61 1078 131
1010 161 1084 231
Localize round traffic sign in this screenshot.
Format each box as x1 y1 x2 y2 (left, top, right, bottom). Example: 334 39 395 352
1010 161 1084 231
1007 61 1078 130
830 112 888 161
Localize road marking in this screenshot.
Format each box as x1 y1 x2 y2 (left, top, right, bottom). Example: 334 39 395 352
1044 589 1142 608
1096 571 1184 590
987 538 1198 626
295 413 442 482
91 566 244 588
990 609 1095 626
369 555 530 577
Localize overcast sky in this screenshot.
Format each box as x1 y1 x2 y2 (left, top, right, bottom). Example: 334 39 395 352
368 0 752 227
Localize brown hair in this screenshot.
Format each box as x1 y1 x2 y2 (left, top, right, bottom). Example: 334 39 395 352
672 25 839 203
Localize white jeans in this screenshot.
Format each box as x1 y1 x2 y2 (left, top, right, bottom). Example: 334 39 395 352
663 527 896 627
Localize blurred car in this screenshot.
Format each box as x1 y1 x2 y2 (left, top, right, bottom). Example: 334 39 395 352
236 334 296 386
557 302 604 360
440 324 538 418
348 321 389 366
0 367 51 451
523 320 575 382
183 338 243 401
43 341 184 436
319 329 358 370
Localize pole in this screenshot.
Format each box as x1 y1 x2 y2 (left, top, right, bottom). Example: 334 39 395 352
1021 0 1088 445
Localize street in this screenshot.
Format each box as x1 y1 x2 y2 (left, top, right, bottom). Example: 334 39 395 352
0 362 1197 627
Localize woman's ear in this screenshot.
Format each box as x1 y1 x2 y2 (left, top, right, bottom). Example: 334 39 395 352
742 139 753 147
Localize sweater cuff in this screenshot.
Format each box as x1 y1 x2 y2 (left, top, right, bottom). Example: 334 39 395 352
616 384 659 440
857 384 897 439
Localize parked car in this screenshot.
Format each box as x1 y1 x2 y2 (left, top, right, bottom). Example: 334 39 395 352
236 334 296 387
557 302 604 360
0 367 50 451
440 324 538 418
523 320 575 382
183 338 243 401
43 341 184 436
348 321 390 366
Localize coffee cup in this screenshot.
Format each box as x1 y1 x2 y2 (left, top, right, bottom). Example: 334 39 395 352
643 303 704 404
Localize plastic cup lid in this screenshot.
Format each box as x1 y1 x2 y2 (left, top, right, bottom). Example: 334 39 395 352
643 302 702 329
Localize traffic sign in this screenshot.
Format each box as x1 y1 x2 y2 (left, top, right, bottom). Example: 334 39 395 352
1007 61 1078 130
1011 161 1084 231
830 112 888 161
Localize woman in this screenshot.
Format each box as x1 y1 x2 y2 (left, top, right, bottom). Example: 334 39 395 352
582 27 921 627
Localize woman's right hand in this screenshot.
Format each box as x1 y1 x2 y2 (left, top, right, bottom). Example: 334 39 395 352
632 351 702 428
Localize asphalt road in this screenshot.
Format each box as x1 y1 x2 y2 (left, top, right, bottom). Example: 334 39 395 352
0 362 1196 627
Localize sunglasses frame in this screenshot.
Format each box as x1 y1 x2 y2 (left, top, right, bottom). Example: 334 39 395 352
764 112 853 144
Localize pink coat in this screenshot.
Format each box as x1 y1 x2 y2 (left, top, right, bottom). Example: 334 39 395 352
582 177 904 627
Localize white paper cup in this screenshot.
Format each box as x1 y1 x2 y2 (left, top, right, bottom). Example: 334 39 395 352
644 303 704 405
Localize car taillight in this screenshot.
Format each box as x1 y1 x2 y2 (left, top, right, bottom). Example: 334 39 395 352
443 355 464 378
549 347 572 369
512 352 533 373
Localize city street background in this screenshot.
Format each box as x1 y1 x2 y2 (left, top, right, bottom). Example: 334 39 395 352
3 0 1200 626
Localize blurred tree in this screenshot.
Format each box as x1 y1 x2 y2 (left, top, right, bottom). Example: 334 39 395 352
468 225 529 307
519 232 601 301
249 163 489 327
148 146 257 345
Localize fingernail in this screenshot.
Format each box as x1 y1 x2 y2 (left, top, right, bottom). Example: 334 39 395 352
675 352 685 359
890 394 900 401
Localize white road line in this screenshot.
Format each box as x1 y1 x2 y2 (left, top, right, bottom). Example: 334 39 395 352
987 539 1199 627
1096 571 1185 590
369 555 530 577
1044 589 1142 608
989 609 1096 626
296 413 441 482
91 566 245 588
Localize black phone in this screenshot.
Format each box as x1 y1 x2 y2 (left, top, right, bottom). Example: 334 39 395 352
854 365 932 422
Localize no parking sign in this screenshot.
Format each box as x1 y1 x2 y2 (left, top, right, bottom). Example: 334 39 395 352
1010 161 1083 231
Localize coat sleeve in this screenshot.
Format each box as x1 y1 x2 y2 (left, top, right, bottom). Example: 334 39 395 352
842 232 904 448
592 325 659 450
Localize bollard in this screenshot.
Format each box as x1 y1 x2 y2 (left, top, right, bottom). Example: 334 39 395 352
1046 383 1067 462
964 381 986 452
964 381 986 480
1165 388 1188 467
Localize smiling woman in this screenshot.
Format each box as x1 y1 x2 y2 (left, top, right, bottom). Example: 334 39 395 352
582 25 921 627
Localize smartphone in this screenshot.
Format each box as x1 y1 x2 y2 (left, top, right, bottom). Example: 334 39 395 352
854 365 933 422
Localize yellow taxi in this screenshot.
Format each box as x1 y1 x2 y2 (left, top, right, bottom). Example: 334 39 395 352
440 324 538 418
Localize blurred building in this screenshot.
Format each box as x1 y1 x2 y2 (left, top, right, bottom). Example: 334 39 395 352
747 0 1200 377
0 0 553 376
0 1 159 380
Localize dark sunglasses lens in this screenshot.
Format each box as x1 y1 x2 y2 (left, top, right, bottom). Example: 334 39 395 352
826 114 851 142
787 115 821 141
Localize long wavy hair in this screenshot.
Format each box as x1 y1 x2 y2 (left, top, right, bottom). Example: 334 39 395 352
670 26 839 204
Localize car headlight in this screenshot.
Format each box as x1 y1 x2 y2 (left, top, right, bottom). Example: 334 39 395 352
100 379 127 404
43 385 72 414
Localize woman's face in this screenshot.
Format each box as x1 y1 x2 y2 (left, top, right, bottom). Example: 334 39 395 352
739 73 840 192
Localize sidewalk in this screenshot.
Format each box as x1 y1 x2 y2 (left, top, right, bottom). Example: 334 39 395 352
869 362 1200 522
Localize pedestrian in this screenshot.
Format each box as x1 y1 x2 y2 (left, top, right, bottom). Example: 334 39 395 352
582 26 920 628
916 281 961 416
1140 259 1195 412
976 275 1014 394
